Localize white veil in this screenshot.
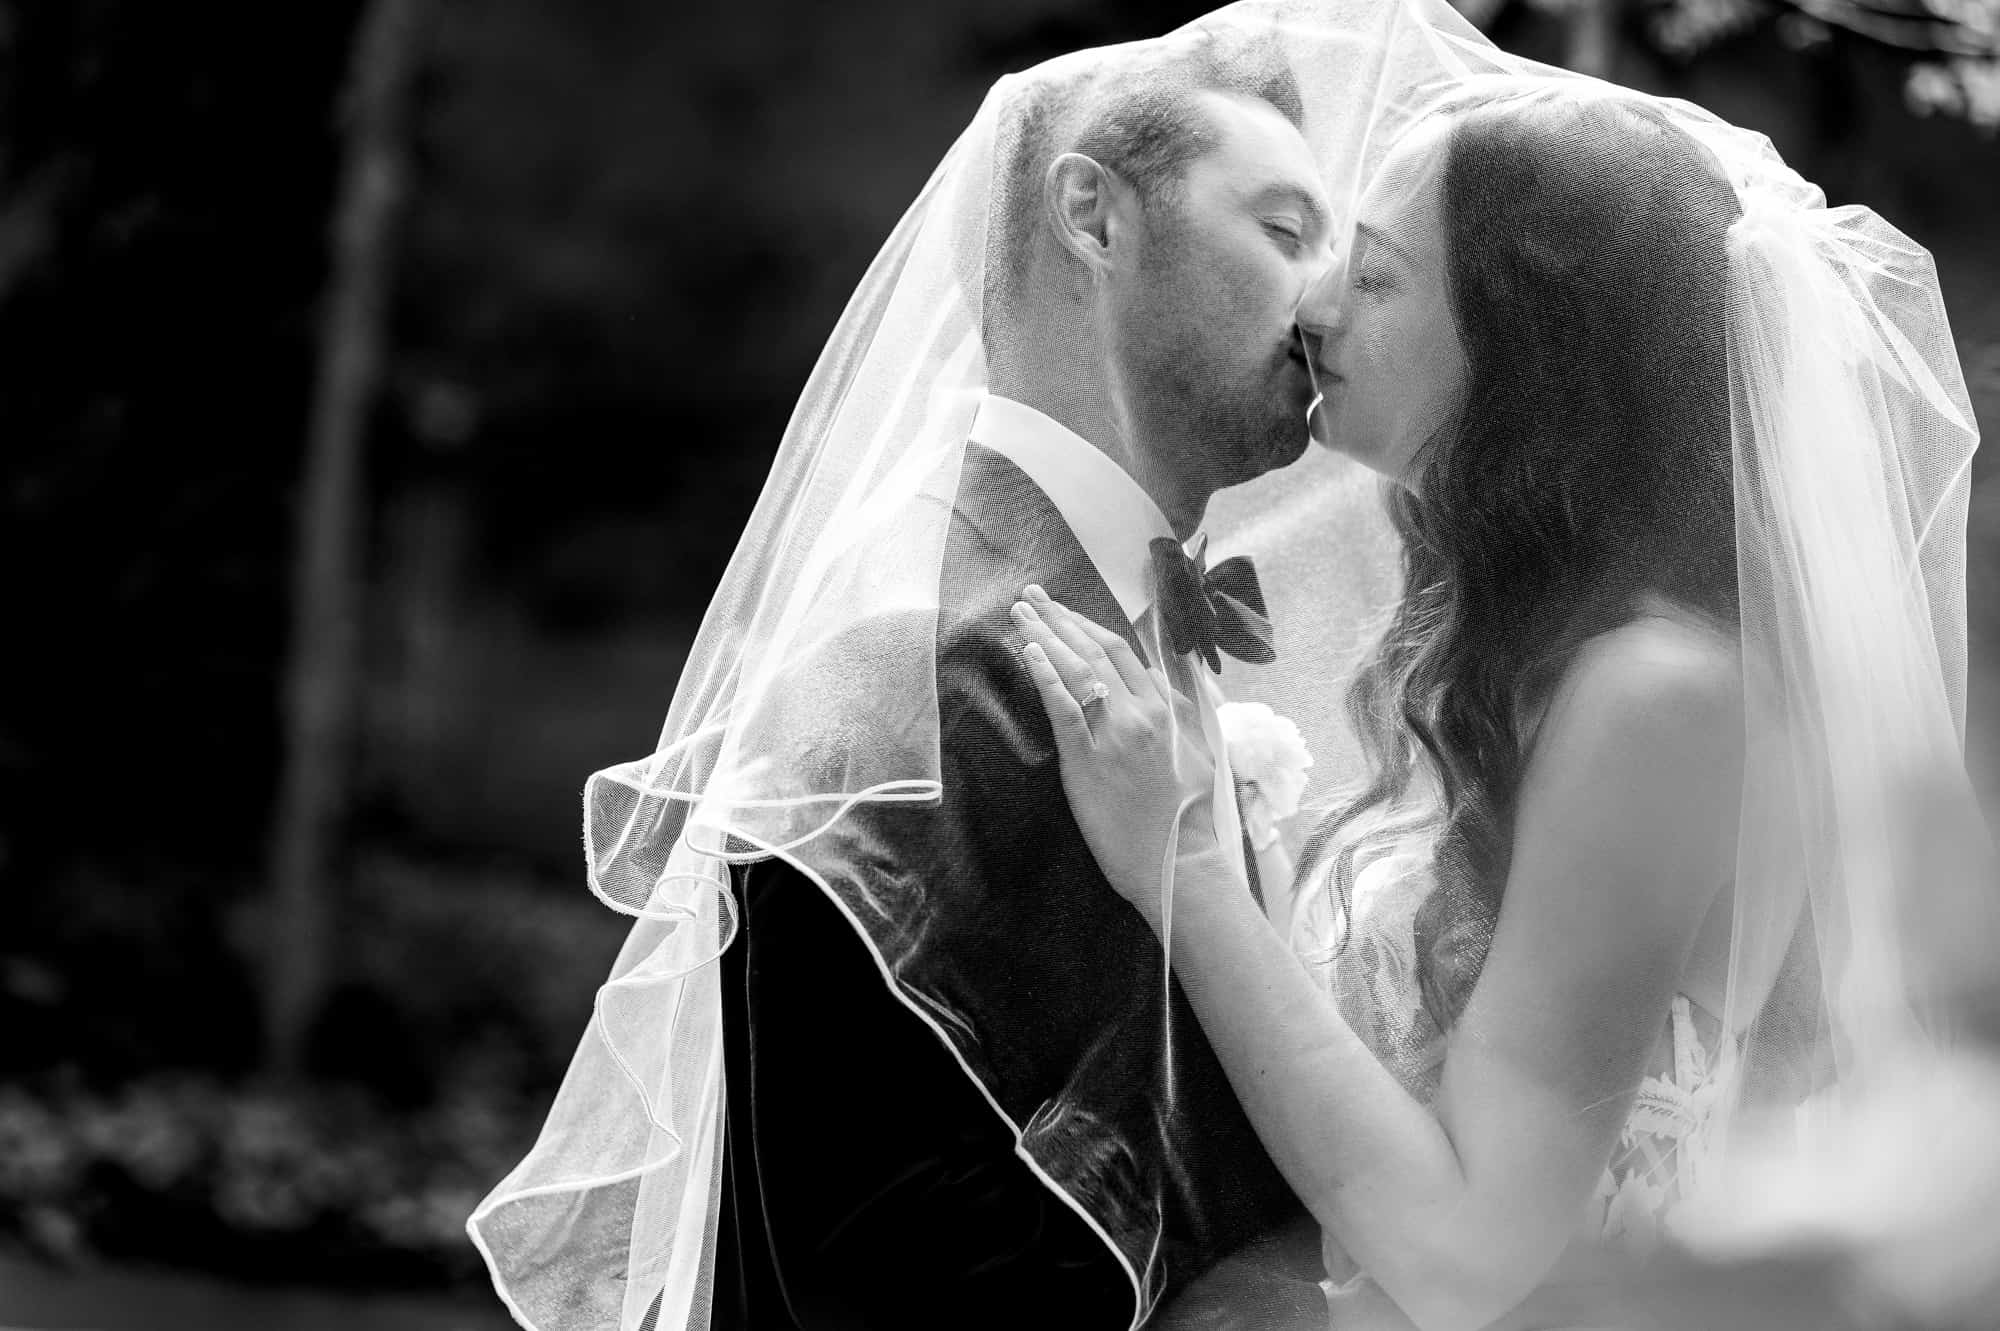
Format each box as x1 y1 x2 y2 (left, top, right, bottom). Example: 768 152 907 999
468 5 1506 1329
468 2 1992 1327
1211 49 1990 1329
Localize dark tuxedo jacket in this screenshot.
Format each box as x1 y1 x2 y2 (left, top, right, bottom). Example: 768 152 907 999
709 445 1312 1330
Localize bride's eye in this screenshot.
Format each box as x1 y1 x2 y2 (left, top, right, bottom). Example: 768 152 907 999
1351 267 1394 295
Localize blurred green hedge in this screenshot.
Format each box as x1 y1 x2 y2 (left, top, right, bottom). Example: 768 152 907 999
1 853 629 1285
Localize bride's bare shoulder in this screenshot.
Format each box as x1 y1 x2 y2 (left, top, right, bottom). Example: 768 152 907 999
1508 609 1745 917
1539 606 1744 777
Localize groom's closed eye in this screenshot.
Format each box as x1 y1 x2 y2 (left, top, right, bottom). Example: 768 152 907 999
1263 218 1307 249
1251 184 1330 247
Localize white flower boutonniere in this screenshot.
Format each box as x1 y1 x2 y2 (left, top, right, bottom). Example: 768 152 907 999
1217 701 1314 849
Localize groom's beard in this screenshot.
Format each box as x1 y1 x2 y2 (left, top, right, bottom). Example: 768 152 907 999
1124 254 1313 494
1123 336 1313 497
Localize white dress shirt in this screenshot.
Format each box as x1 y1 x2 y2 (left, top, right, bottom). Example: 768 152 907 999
967 393 1251 889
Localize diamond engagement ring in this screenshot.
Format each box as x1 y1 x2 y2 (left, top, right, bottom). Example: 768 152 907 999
1081 677 1112 707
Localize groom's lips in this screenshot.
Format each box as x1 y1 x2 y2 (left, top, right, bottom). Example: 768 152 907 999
1288 349 1338 393
1285 354 1315 398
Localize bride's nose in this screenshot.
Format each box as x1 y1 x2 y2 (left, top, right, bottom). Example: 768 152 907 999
1293 261 1346 363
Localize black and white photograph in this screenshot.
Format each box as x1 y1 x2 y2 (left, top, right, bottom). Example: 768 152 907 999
5 1 2000 1329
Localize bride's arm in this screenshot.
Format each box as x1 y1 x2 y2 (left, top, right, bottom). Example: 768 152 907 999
1017 591 1741 1331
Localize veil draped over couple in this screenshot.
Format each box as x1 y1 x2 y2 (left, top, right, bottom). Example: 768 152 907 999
469 1 1994 1328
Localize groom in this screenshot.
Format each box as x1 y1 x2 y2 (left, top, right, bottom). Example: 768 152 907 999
713 40 1336 1331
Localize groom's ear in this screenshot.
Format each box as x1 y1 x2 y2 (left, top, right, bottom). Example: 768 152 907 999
1046 152 1131 282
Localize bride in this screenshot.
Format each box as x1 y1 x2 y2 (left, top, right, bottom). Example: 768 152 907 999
1014 77 1982 1331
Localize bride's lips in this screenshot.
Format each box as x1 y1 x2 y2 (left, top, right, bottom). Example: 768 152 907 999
1305 368 1342 443
1295 355 1341 393
1289 328 1339 392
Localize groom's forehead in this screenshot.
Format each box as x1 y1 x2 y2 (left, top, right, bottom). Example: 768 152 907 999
1188 91 1332 220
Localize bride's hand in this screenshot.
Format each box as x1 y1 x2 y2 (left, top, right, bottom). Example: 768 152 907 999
1012 586 1219 926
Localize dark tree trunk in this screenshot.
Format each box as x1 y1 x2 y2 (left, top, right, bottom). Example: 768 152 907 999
262 0 428 1078
1567 0 1620 79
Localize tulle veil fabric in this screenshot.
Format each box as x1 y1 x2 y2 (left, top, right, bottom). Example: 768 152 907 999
467 6 1505 1326
1211 56 1991 1331
467 1 1992 1327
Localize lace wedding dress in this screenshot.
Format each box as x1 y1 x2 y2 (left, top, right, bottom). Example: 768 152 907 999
1312 855 1740 1327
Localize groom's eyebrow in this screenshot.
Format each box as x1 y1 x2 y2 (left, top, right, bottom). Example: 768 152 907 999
1253 183 1330 238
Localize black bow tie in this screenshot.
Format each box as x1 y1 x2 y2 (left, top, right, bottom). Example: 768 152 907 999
1148 536 1276 674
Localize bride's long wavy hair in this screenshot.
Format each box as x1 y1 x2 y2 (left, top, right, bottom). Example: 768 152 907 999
1298 92 1744 1030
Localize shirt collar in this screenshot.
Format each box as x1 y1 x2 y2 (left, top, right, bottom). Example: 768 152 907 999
967 393 1176 622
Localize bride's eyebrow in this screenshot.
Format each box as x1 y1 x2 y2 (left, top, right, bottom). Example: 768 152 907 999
1355 222 1417 268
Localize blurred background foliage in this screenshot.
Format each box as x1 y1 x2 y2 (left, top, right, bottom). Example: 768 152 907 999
1 0 1996 1317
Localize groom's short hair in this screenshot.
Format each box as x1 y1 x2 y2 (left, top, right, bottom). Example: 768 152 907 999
983 33 1305 323
1071 43 1304 209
